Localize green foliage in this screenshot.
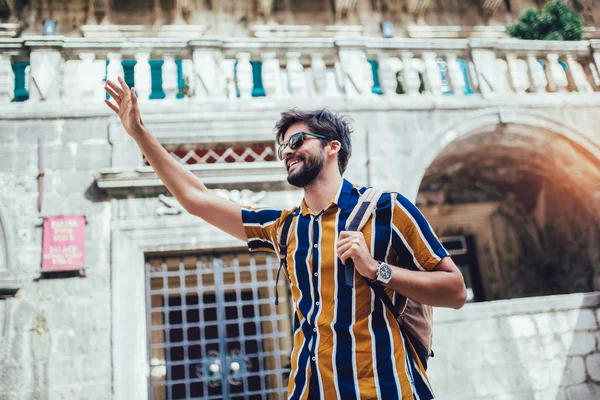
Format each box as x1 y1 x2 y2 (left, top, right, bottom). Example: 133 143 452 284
506 1 583 41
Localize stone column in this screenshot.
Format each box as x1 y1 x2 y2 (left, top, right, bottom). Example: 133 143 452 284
261 52 281 97
162 55 179 100
236 52 253 99
286 52 306 96
0 54 14 103
401 52 420 95
422 52 442 95
526 54 547 93
338 49 373 97
174 0 191 24
546 53 568 92
446 54 465 95
134 52 152 100
311 53 328 96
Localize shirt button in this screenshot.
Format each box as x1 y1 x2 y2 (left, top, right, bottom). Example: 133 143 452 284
314 272 319 277
312 356 316 361
313 327 317 332
313 244 318 248
315 301 320 306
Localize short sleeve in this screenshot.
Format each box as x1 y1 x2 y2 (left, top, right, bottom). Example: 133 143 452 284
390 193 449 271
241 206 284 253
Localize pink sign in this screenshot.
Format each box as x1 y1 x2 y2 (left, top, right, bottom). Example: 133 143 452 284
42 215 85 272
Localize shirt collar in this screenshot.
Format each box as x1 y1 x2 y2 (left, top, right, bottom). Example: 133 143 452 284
299 178 355 216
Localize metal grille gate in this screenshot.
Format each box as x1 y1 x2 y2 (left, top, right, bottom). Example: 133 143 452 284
146 251 293 399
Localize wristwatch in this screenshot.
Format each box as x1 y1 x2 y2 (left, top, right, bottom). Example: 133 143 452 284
376 262 393 285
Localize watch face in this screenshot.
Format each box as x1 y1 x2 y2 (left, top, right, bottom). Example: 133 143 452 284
379 263 392 281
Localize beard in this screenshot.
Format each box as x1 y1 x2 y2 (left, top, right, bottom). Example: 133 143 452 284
287 152 325 188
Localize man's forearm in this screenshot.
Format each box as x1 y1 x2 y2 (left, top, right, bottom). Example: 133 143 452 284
385 260 467 309
132 127 207 206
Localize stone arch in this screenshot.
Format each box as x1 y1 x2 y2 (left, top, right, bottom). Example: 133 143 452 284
405 110 600 201
412 112 600 302
0 202 18 297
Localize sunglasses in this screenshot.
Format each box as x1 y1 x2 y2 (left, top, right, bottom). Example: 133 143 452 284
277 131 332 161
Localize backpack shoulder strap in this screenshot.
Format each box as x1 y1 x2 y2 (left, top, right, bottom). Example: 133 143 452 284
274 212 295 306
344 188 383 286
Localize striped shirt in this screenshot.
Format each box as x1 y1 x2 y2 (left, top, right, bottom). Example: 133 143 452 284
241 179 449 400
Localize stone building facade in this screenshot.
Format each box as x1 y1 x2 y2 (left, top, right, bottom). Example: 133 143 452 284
0 1 600 399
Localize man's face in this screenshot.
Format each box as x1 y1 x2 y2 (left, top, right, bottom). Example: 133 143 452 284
280 122 326 188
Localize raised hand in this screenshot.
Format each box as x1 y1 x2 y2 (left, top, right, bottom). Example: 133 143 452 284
104 76 145 137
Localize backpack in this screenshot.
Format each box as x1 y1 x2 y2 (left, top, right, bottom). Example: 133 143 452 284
275 188 434 369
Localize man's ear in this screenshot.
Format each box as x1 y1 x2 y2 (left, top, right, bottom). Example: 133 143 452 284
327 140 342 156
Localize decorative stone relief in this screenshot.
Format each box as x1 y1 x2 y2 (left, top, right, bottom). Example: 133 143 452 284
256 0 274 23
407 0 431 23
212 189 266 207
0 54 14 103
334 0 358 21
156 194 183 216
481 0 504 19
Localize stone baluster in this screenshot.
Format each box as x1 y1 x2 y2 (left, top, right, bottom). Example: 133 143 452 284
261 52 281 97
593 49 600 86
78 52 104 102
286 52 306 96
446 54 465 95
526 54 547 93
0 54 14 103
106 53 124 86
162 55 179 100
29 47 64 102
311 53 328 96
236 52 253 99
191 46 226 100
546 53 568 92
401 52 421 95
377 54 399 96
565 54 592 93
422 52 442 95
338 49 372 97
134 52 152 100
505 53 529 94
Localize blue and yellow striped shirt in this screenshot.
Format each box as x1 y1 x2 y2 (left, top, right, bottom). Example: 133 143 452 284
241 179 449 400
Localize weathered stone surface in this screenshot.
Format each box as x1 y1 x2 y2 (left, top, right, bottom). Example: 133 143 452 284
576 310 599 331
567 332 597 356
586 353 600 382
561 357 587 387
566 383 600 400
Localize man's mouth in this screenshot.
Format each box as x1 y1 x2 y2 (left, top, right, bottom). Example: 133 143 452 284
287 158 302 171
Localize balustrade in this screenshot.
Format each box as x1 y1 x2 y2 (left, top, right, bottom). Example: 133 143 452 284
0 37 598 105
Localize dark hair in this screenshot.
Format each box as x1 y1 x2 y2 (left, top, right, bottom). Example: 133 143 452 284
274 108 353 174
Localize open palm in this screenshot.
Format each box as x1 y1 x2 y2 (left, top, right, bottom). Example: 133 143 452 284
104 76 144 136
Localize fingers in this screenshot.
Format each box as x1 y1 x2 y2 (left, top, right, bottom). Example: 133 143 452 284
106 79 124 98
130 87 138 106
118 75 130 92
104 99 119 114
104 85 121 103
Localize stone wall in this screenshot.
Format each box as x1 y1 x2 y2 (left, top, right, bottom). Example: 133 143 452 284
0 116 113 399
429 292 600 400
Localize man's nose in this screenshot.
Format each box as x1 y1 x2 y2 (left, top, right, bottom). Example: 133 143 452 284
281 144 293 160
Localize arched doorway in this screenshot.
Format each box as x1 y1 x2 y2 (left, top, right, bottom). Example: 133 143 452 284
416 123 600 302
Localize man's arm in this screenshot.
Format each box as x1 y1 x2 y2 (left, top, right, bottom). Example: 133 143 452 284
337 232 467 309
105 77 246 242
